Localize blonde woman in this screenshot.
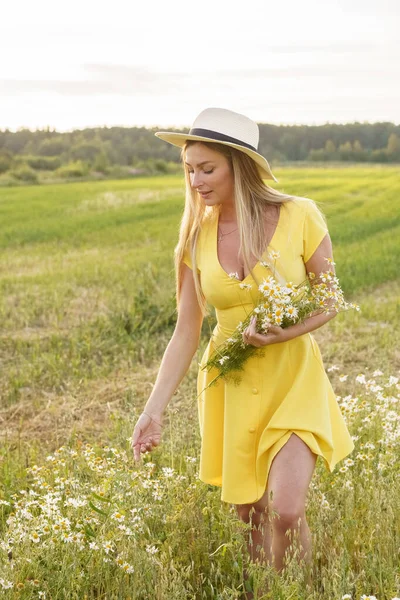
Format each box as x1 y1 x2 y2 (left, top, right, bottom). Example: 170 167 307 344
131 108 354 592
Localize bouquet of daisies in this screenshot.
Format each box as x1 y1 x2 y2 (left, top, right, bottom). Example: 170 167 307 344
200 255 360 389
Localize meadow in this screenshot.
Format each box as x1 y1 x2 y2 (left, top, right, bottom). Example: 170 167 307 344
0 166 399 599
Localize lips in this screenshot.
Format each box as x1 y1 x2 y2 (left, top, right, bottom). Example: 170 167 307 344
199 191 212 197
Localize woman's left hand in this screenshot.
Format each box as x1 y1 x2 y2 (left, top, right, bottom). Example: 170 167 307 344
243 315 288 347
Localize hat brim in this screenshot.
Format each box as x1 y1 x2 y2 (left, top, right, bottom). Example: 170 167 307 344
154 131 279 183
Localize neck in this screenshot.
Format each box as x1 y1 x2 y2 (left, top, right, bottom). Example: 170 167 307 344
219 203 237 223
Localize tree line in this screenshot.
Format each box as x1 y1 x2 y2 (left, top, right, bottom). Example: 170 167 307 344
0 121 399 184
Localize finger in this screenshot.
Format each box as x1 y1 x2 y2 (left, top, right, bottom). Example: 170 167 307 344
131 425 143 446
249 316 257 333
133 444 141 462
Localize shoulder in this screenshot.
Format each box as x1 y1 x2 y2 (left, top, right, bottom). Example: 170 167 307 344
288 196 319 213
287 197 327 224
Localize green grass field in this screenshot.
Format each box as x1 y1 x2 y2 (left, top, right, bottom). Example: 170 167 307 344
0 167 399 599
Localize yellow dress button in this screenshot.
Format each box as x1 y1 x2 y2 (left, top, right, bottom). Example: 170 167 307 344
252 388 258 394
249 427 256 433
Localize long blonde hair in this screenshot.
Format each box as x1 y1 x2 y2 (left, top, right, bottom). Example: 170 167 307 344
175 140 320 316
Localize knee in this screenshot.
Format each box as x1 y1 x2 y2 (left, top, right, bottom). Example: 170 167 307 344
235 504 266 525
269 502 305 531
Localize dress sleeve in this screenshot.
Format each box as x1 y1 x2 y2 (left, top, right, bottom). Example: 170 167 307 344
302 200 329 262
182 239 201 272
182 244 193 269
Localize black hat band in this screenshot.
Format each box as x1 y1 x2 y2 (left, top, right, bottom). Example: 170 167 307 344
188 128 257 152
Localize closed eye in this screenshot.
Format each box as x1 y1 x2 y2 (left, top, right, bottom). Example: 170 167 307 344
188 169 214 174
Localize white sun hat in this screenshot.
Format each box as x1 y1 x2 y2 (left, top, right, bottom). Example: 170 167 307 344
154 107 278 182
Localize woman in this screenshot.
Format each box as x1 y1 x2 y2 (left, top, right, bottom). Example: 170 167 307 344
130 108 354 587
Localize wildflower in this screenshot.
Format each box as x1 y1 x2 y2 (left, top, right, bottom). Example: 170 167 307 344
185 456 197 463
119 562 134 573
282 281 296 294
64 497 87 508
285 306 298 320
270 250 280 259
0 579 14 590
239 282 252 290
342 595 352 599
111 512 125 522
89 541 100 550
356 374 366 384
361 596 377 600
339 374 348 382
327 365 340 372
228 272 240 280
162 467 175 477
103 541 115 554
146 544 159 555
201 267 358 387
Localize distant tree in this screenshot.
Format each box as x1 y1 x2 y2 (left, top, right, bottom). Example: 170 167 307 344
38 138 69 156
352 140 367 162
10 164 38 183
338 141 353 161
17 155 62 170
324 140 336 160
308 149 326 161
93 151 110 173
280 132 301 160
370 149 389 163
0 151 13 174
386 133 400 161
70 143 103 163
55 160 89 178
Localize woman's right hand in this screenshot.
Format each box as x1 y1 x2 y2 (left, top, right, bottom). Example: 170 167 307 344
130 412 163 462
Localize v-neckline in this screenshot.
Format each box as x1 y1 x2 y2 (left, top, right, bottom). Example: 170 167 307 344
214 205 283 283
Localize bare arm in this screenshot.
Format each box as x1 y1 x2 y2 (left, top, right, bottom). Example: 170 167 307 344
142 263 204 420
244 233 338 346
281 233 338 341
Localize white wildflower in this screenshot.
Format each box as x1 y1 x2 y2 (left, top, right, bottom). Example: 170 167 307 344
111 512 125 522
162 467 175 478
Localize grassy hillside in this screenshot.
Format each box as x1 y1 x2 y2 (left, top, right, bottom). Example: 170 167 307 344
0 167 399 599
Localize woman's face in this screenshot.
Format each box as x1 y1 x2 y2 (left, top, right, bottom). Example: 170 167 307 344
185 143 235 210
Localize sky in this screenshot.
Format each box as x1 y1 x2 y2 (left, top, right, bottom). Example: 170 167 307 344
1 0 399 132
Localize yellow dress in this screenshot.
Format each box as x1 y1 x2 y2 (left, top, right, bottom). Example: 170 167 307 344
183 197 354 504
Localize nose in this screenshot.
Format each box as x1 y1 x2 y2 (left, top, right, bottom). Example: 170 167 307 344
190 171 205 189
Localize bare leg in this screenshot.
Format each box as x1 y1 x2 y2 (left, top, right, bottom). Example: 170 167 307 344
235 504 273 599
266 433 317 574
235 432 317 594
235 504 273 564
